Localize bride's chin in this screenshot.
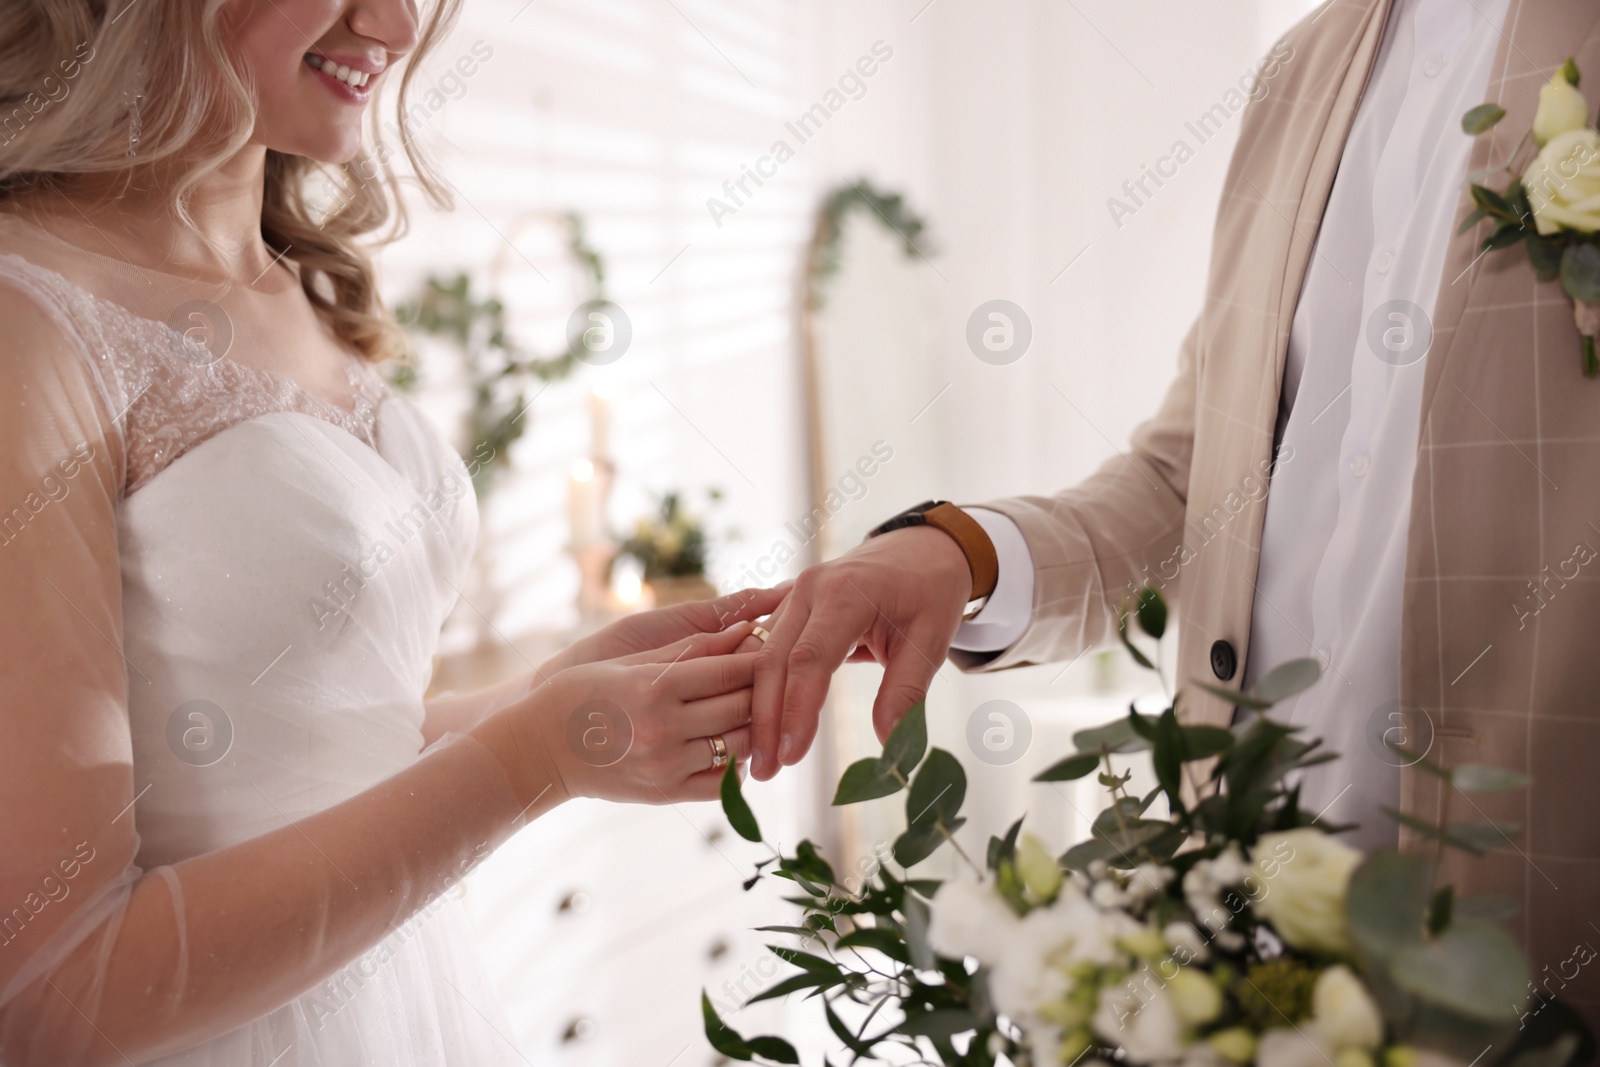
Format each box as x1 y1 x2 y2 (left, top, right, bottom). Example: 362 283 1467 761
260 121 368 168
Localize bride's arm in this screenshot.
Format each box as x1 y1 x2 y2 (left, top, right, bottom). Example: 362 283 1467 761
0 286 755 1066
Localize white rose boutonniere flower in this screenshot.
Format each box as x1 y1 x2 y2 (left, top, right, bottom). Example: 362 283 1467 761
1461 57 1600 376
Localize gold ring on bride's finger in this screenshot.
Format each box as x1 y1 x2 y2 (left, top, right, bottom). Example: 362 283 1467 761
750 625 770 643
707 733 730 770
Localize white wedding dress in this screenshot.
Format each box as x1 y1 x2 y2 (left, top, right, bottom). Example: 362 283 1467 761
0 213 523 1066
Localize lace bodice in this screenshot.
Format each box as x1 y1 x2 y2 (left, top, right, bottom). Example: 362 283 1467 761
0 250 389 497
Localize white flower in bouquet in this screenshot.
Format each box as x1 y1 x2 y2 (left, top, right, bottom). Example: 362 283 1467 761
989 886 1132 1021
1257 1027 1335 1067
1125 863 1175 906
1164 920 1210 964
1183 844 1251 946
927 876 1020 964
1167 966 1224 1026
1311 964 1384 1052
1250 828 1362 956
1092 972 1187 1064
1017 832 1065 902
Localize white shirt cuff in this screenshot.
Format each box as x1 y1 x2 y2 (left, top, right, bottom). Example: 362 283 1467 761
950 507 1034 653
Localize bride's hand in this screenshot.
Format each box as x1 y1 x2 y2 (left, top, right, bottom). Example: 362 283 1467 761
472 622 761 808
540 585 789 676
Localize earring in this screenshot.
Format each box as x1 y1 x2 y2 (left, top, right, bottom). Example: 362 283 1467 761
121 62 147 158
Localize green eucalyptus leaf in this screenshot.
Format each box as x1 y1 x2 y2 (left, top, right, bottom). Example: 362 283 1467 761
1153 709 1184 806
721 763 762 842
1527 234 1566 280
1391 919 1529 1023
1252 657 1322 704
1384 807 1491 856
1033 752 1100 782
1194 681 1275 710
903 890 935 970
745 972 839 1005
882 700 928 777
1471 183 1517 220
1561 243 1600 303
1452 764 1531 793
824 998 874 1057
702 990 756 1059
1457 206 1491 236
1060 837 1122 871
1484 221 1530 252
835 926 911 964
988 815 1026 868
1118 610 1156 670
893 816 967 867
1073 715 1153 755
1461 103 1507 135
755 924 823 939
1091 797 1149 837
832 757 903 805
1448 819 1520 851
1347 851 1433 961
745 1036 801 1063
897 1009 981 1038
906 748 967 828
1428 885 1455 935
1180 724 1235 759
1136 586 1168 640
768 945 840 976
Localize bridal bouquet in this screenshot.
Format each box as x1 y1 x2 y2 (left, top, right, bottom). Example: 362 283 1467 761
703 590 1593 1067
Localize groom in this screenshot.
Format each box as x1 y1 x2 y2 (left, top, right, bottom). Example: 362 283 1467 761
744 0 1600 1022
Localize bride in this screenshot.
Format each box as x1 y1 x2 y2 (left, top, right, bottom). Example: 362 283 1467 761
0 0 784 1064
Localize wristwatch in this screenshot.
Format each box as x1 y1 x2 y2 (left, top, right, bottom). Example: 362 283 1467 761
868 500 999 617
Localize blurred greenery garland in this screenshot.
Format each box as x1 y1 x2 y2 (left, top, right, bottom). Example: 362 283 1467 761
389 210 606 496
806 179 932 309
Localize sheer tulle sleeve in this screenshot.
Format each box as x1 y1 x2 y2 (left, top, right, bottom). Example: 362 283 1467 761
0 277 543 1065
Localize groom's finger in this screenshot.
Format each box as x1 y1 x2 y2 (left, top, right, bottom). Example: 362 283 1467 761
773 595 878 770
869 633 941 743
750 598 805 780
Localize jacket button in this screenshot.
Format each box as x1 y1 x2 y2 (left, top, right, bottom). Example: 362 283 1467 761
1210 640 1237 682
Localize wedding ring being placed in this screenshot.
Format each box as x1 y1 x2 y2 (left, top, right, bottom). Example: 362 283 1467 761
750 625 771 643
707 733 730 770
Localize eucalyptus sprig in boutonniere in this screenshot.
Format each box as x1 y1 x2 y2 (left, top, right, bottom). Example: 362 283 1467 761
1461 58 1600 376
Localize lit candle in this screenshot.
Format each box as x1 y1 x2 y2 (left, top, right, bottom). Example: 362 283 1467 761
588 388 611 461
568 458 597 546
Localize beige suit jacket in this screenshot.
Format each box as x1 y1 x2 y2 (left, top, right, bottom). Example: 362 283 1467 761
960 0 1600 1021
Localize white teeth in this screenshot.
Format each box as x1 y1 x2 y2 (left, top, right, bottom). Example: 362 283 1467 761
305 55 371 88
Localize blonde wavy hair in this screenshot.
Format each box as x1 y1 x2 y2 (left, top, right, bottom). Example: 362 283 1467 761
0 0 465 363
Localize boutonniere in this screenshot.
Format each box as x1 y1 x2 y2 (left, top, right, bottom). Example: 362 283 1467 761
1460 58 1600 376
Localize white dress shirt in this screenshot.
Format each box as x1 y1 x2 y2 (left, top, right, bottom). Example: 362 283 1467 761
953 0 1510 853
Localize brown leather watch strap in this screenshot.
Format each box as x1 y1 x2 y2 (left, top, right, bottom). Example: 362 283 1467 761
919 503 999 603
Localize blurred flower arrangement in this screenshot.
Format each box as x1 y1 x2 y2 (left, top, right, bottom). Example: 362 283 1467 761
704 589 1593 1067
610 489 727 605
1461 57 1600 375
389 210 606 494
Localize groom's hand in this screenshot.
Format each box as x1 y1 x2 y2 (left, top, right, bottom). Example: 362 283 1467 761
747 526 973 781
